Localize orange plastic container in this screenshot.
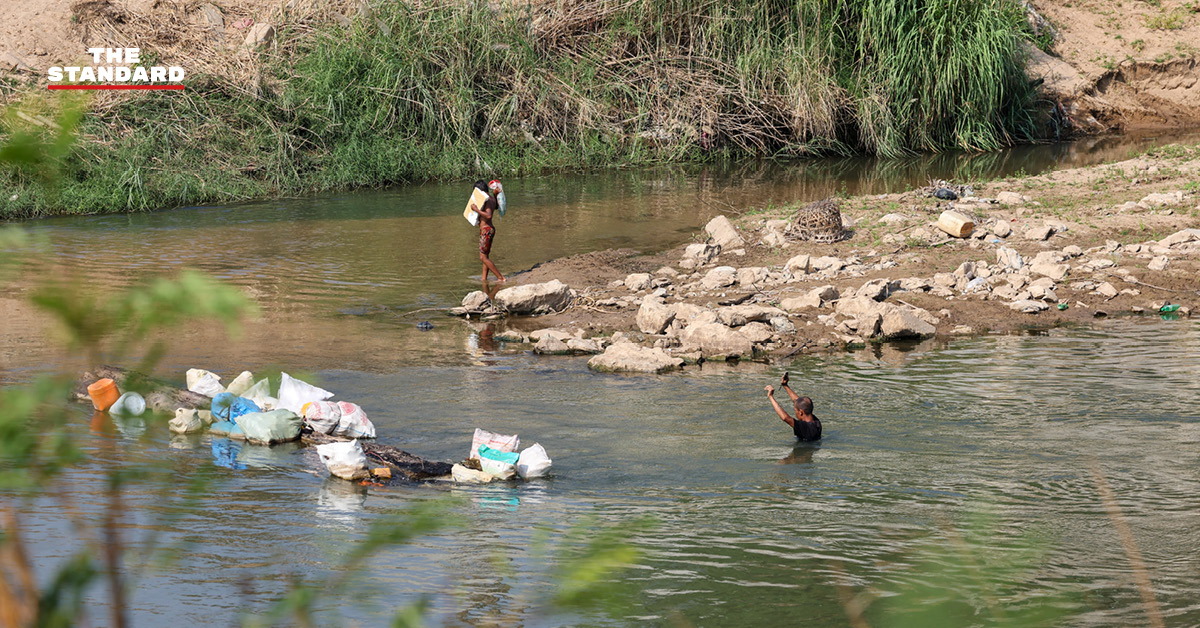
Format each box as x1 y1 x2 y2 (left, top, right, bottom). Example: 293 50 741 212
87 378 121 412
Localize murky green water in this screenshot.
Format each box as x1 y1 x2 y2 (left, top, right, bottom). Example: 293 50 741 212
4 132 1200 626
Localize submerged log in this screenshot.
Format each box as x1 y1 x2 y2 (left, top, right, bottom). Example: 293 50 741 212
302 431 453 481
75 365 211 413
74 366 454 481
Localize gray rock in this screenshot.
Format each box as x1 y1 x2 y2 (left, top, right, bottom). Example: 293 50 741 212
785 254 811 274
811 256 845 272
996 246 1024 270
1025 225 1053 241
739 322 775 344
855 278 898 302
737 266 769 288
655 266 680 278
781 293 821 312
761 231 787 248
880 310 935 339
636 298 676 335
1010 299 1049 313
566 338 604 354
534 335 572 355
879 213 909 225
996 191 1027 205
494 330 528 343
992 220 1012 238
701 266 738 290
705 215 745 249
1148 256 1169 271
1062 245 1083 258
683 242 721 264
243 22 275 49
1159 228 1200 247
1030 262 1069 281
1139 191 1184 208
461 291 491 310
625 273 652 291
681 322 753 359
770 316 796 335
495 280 573 315
1094 282 1119 298
587 343 684 374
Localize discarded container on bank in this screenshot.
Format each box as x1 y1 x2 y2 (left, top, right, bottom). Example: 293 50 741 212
109 391 146 416
234 409 303 445
936 210 974 238
242 377 278 410
211 393 260 423
1160 303 1180 313
469 428 520 461
516 444 553 479
315 439 369 480
186 368 224 397
87 378 121 412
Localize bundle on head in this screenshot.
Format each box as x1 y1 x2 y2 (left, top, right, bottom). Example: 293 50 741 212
790 198 847 243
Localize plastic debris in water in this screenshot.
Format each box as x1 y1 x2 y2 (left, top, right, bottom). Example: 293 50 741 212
1159 303 1180 313
417 321 434 330
1056 303 1068 311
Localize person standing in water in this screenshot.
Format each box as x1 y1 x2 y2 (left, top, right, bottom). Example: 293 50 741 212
764 372 822 441
469 179 505 283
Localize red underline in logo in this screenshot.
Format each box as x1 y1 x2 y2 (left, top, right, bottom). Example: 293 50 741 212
47 84 185 91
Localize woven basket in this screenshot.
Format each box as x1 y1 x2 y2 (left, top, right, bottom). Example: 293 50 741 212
789 198 847 243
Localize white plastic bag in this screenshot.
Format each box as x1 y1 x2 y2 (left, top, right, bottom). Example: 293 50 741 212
334 402 376 439
169 408 203 434
469 428 519 461
242 377 279 410
302 401 342 435
516 443 552 479
224 371 255 397
186 368 224 397
478 456 516 480
315 439 369 481
451 463 497 484
277 372 334 414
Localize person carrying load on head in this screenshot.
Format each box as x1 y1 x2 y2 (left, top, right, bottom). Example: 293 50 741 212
469 179 506 283
764 372 822 442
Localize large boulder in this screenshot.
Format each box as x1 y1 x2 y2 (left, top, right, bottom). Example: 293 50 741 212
1031 262 1069 281
705 215 745 249
588 343 684 374
494 280 573 315
680 322 752 359
461 291 491 310
785 254 811 274
534 335 572 355
737 267 769 288
1160 228 1200 247
636 298 676 335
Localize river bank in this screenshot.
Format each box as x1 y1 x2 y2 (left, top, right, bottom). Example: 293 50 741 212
456 143 1200 370
7 0 1197 219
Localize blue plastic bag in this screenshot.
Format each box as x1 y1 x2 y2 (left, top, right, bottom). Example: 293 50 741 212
211 392 260 422
209 420 244 440
477 444 520 465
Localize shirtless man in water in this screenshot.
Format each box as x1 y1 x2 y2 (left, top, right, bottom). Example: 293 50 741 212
469 179 505 283
764 372 822 442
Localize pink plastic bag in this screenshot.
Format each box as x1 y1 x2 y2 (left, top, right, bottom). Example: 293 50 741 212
302 401 342 435
468 428 519 461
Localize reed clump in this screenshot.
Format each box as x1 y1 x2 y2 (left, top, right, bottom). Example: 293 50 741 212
0 0 1040 218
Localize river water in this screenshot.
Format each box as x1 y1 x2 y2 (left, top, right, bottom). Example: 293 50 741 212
4 132 1200 626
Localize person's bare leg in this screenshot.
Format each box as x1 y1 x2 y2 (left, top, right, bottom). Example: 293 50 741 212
481 254 505 282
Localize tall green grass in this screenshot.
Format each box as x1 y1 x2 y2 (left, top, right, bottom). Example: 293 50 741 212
0 0 1040 218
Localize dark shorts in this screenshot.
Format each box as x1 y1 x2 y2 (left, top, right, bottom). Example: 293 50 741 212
793 417 822 442
479 225 495 256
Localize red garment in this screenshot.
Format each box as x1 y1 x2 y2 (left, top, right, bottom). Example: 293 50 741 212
479 224 495 255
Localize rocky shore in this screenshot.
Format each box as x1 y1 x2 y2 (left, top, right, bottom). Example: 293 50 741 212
452 145 1200 373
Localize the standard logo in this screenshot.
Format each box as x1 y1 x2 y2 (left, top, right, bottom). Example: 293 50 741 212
47 48 184 90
